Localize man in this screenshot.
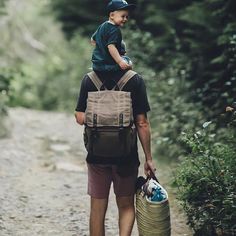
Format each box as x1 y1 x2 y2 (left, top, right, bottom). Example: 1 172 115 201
75 69 156 236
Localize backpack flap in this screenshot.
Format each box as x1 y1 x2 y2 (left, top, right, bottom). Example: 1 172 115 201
85 90 133 127
85 70 137 128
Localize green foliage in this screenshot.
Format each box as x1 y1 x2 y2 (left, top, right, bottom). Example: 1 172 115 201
0 0 6 8
0 68 12 115
50 0 108 38
180 0 236 116
135 0 236 117
175 110 236 235
9 33 91 111
0 0 11 137
0 0 92 112
0 68 12 138
122 23 204 160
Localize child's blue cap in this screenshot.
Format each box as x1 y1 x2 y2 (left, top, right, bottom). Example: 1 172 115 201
107 0 136 13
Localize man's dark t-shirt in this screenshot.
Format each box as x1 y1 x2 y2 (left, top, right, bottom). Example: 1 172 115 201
75 70 150 165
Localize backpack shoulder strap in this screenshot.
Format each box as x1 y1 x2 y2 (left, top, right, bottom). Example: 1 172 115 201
87 71 103 91
116 70 137 91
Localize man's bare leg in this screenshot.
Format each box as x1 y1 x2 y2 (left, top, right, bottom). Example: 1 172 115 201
90 197 108 236
116 196 135 236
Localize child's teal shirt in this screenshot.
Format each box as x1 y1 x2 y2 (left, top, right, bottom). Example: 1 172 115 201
91 21 122 72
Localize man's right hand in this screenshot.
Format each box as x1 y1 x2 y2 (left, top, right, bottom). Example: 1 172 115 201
144 159 156 177
118 60 132 70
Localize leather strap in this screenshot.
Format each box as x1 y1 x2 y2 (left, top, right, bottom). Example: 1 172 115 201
87 71 103 91
115 70 137 91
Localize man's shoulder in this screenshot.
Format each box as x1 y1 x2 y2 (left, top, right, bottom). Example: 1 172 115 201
83 73 90 79
80 73 93 86
83 73 94 84
83 70 143 81
80 73 98 91
120 70 145 91
85 70 143 81
131 70 142 78
129 71 143 83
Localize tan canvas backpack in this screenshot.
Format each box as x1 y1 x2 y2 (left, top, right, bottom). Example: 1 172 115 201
84 70 137 158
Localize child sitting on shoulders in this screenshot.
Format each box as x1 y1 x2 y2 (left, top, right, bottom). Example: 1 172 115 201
91 0 135 72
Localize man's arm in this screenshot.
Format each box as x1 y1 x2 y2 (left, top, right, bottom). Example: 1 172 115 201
107 44 131 70
135 113 156 175
75 111 85 125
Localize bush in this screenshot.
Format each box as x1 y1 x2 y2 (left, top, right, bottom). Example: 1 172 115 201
0 68 13 137
9 33 91 111
0 0 92 112
175 108 236 235
0 0 10 137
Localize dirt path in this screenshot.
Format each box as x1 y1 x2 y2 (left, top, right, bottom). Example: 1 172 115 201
0 107 192 236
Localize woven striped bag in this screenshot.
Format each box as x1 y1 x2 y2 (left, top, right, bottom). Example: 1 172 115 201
136 176 171 236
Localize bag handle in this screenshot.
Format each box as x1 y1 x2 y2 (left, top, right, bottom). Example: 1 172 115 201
135 169 159 193
113 70 137 91
147 169 159 183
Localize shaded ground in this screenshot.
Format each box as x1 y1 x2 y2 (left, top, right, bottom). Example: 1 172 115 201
0 107 192 235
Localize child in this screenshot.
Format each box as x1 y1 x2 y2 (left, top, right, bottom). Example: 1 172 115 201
91 0 135 72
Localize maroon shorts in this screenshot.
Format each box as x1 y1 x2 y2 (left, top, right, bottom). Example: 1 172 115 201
87 164 138 199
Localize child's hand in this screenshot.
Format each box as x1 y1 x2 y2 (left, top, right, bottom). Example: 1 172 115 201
118 60 132 70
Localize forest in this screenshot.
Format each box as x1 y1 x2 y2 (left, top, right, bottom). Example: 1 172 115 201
0 0 235 235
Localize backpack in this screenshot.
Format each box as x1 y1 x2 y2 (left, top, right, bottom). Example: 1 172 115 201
83 70 137 158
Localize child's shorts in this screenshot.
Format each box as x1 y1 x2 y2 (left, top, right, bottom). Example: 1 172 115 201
87 163 138 199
